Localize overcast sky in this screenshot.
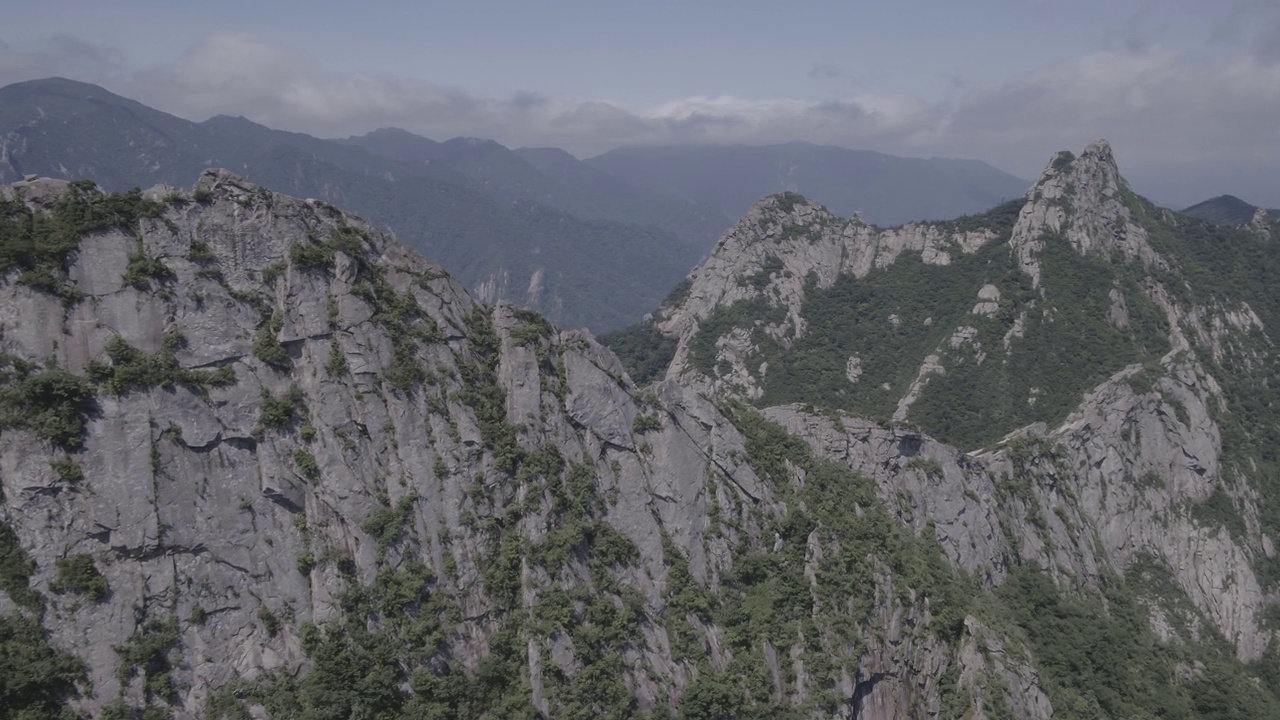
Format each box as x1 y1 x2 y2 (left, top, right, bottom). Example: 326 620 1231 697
3 0 1279 207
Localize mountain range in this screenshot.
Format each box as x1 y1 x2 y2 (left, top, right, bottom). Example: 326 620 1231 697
0 133 1278 719
1181 194 1280 226
0 77 1029 332
586 142 1030 227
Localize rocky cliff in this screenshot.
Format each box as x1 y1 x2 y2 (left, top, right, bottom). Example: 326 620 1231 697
0 171 1042 719
609 140 1280 717
2 148 1278 720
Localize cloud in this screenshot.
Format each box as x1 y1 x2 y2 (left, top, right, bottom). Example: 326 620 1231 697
1211 1 1280 64
937 47 1280 204
946 49 1280 165
1254 17 1280 64
1102 4 1156 54
0 34 123 86
116 33 947 156
807 62 841 80
2 31 1279 205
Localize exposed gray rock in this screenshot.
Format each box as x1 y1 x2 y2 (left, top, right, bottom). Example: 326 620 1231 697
1009 141 1165 289
0 171 852 718
763 340 1272 661
651 193 999 396
5 159 1276 720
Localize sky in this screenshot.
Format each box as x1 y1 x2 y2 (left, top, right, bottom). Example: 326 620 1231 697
3 0 1279 208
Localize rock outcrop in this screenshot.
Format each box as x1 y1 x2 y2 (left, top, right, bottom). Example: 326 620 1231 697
0 171 1041 719
1008 140 1165 288
651 193 999 399
608 140 1280 715
4 144 1280 720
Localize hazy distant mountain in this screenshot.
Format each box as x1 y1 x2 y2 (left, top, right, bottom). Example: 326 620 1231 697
585 142 1030 226
513 145 733 242
0 78 1035 330
1182 194 1280 226
0 78 707 331
342 129 733 246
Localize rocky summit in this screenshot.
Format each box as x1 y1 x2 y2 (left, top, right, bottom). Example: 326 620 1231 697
608 139 1280 715
1 144 1279 720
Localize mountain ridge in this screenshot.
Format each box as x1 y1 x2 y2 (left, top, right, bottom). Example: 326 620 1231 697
608 138 1280 685
0 77 711 332
614 140 1180 437
1182 193 1280 227
1 77 1045 333
0 158 1278 718
585 141 1030 227
341 126 734 250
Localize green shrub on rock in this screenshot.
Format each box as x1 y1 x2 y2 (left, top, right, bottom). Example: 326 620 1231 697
51 554 110 602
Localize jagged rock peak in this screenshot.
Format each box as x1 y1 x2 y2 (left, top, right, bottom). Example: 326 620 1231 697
651 191 1000 397
1 174 74 208
1073 139 1115 175
9 168 1126 720
0 171 790 716
192 168 291 205
1250 207 1274 238
1032 139 1118 185
752 191 831 214
8 166 1280 717
720 192 840 245
195 167 249 190
1010 139 1165 288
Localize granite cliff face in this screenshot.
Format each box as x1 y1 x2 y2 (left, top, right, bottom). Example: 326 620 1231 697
0 171 1044 719
762 347 1269 660
3 145 1279 720
0 172 738 714
610 140 1280 716
648 192 1000 402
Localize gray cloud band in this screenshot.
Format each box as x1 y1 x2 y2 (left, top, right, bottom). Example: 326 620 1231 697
2 31 1279 206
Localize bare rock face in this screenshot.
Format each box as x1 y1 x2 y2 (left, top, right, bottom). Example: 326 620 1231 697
956 616 1053 720
762 341 1273 662
1249 207 1274 238
1009 140 1165 289
5 148 1279 720
652 193 999 397
604 139 1280 714
0 172 747 713
0 172 1032 719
